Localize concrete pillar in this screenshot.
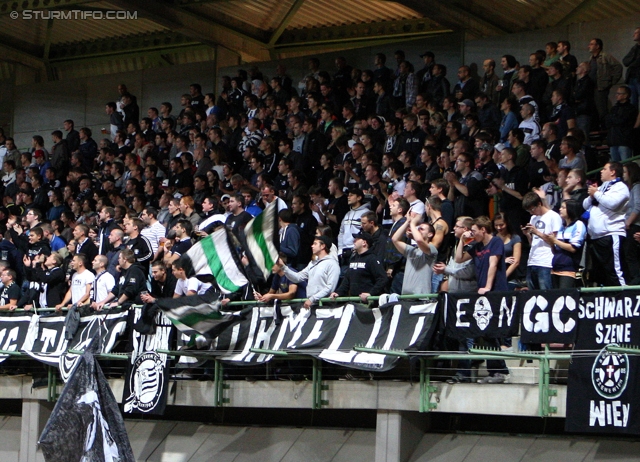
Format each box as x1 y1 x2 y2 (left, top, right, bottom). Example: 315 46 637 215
20 400 53 462
375 410 426 462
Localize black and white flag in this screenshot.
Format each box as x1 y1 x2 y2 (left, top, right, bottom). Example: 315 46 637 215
565 290 640 434
123 307 174 415
38 345 135 462
519 289 579 344
445 291 519 341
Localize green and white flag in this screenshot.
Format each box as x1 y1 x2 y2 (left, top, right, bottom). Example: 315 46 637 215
156 294 239 338
244 200 279 279
180 226 248 294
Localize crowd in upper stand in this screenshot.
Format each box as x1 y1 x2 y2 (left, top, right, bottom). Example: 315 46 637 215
0 29 639 321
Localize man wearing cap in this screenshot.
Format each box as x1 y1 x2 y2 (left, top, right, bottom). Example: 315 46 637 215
477 143 500 188
417 51 435 93
33 150 51 178
337 188 370 260
457 99 474 136
331 230 388 302
281 235 340 309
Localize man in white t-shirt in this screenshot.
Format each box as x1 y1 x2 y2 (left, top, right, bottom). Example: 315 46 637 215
522 192 562 290
172 260 212 296
91 255 116 305
56 254 95 309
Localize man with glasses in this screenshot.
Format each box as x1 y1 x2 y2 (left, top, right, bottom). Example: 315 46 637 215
452 216 509 384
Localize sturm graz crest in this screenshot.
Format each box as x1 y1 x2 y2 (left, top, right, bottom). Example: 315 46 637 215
123 351 164 413
591 344 629 399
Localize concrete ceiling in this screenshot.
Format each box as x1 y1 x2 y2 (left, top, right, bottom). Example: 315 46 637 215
0 0 638 81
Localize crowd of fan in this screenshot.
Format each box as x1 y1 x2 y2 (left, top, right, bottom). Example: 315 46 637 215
0 31 638 339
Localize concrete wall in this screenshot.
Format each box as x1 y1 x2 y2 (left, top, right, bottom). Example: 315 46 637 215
6 16 640 150
10 60 218 149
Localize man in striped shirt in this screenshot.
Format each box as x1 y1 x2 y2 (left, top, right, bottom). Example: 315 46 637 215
140 207 166 259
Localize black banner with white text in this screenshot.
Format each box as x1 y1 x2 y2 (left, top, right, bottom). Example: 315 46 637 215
565 289 640 434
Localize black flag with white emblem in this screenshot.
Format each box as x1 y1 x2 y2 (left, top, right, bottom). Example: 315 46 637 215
565 290 640 434
38 342 135 461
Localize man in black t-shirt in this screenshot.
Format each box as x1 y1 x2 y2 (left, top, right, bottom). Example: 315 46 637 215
225 194 253 237
0 269 20 311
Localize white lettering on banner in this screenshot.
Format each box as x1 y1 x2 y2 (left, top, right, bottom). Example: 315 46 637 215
301 320 324 346
245 318 277 362
553 296 577 333
271 309 309 350
456 298 471 327
594 323 632 345
39 327 66 355
318 304 357 363
352 307 385 366
522 295 577 334
523 295 549 333
589 401 630 427
579 296 640 320
225 307 260 362
498 296 516 328
0 326 19 352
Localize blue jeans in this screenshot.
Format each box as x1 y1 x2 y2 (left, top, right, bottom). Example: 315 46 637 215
527 265 552 290
610 146 632 162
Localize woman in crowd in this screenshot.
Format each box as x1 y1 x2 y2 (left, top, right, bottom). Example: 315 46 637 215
493 213 523 289
499 97 519 144
22 253 66 309
541 199 587 288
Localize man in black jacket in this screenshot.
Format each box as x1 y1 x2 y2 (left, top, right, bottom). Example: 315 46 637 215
74 224 98 269
330 231 388 302
123 217 154 273
141 261 178 304
291 193 317 267
606 85 638 161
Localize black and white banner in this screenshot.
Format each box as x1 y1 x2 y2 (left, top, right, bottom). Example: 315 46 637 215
566 290 640 434
0 314 38 363
20 308 128 381
444 292 519 341
518 289 580 344
123 307 174 415
210 301 438 371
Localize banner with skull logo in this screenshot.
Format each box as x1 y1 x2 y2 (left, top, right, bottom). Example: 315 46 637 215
565 289 640 434
444 291 520 341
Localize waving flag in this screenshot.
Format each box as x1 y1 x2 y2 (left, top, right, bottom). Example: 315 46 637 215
179 226 248 294
244 200 279 279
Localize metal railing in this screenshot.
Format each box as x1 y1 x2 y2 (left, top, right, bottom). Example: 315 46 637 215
2 286 640 416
